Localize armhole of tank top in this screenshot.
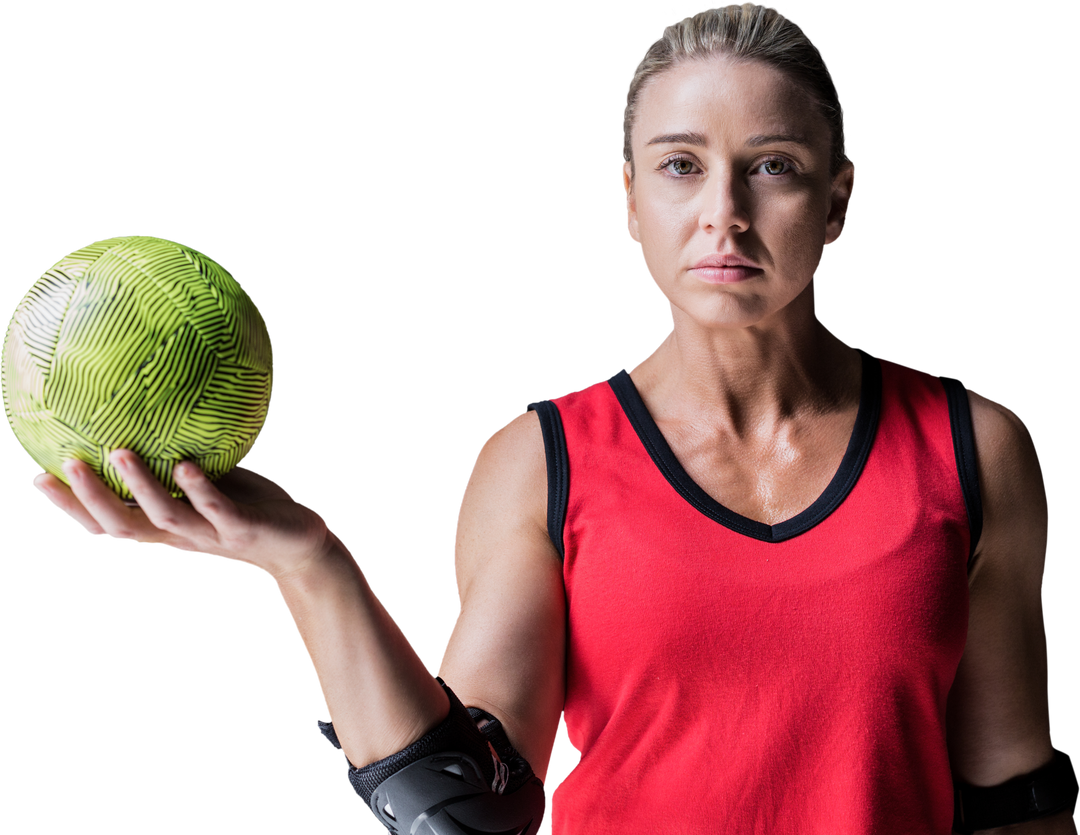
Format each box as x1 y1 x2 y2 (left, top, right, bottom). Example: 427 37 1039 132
527 400 568 561
940 377 984 565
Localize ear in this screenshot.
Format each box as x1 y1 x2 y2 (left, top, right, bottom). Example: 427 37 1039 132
824 161 854 245
624 161 640 242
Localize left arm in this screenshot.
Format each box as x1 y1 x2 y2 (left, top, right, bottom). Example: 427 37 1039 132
946 391 1076 834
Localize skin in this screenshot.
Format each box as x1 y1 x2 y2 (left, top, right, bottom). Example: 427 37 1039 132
33 453 330 583
626 53 859 442
25 50 1071 825
618 56 1072 833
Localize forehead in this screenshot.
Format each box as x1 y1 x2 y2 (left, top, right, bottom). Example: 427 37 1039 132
633 55 829 151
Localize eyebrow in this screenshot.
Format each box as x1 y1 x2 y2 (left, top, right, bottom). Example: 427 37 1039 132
645 131 813 149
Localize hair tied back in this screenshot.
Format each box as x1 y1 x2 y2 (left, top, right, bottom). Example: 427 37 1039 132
648 1 794 35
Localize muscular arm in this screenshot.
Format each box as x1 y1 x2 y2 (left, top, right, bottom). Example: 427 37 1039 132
946 392 1076 834
440 410 566 780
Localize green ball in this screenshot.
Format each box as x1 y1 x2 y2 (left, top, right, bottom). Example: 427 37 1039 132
2 236 272 499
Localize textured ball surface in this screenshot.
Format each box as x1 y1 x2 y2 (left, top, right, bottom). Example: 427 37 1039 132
3 236 272 499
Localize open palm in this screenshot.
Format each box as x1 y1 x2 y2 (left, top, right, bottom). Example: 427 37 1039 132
35 451 331 579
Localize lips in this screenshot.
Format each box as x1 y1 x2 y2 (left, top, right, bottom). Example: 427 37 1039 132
692 253 761 270
690 253 763 284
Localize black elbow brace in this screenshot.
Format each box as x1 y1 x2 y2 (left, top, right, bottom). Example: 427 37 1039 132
953 749 1079 833
319 680 545 835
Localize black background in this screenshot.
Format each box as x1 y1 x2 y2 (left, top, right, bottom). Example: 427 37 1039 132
8 3 1071 829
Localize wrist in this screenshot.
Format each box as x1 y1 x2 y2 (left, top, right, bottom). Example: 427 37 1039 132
272 531 357 590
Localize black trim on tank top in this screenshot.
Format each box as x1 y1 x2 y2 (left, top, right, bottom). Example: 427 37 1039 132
527 400 569 560
607 349 882 543
530 364 976 555
940 377 983 564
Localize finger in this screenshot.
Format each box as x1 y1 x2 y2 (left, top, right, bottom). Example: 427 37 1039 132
60 453 170 544
34 472 106 535
109 450 214 540
173 460 241 530
60 455 152 540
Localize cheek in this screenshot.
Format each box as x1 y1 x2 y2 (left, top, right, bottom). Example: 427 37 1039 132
636 189 698 250
637 209 696 289
759 191 829 271
775 207 823 252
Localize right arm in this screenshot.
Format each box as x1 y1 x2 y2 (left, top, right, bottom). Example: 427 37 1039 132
275 535 452 766
276 406 566 775
254 406 565 782
35 410 564 780
39 453 450 766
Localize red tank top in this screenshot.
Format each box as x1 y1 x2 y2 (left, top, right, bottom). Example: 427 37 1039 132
530 353 978 835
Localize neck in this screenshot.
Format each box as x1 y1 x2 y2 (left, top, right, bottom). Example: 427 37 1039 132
631 284 860 436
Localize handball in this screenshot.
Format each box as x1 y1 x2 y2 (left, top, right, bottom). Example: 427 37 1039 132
2 236 272 499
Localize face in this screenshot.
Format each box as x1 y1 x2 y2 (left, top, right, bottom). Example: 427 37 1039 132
625 55 853 332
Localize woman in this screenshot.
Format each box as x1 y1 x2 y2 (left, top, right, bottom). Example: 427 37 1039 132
32 5 1076 834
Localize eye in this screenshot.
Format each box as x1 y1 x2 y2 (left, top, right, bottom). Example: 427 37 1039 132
758 157 791 176
658 155 701 177
656 153 794 179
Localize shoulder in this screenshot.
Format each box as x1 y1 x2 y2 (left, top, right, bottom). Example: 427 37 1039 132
465 409 547 509
468 410 547 504
967 391 1040 484
946 390 1055 784
966 389 1047 578
455 411 554 591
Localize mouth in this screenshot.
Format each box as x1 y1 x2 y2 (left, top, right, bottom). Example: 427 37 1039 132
690 266 762 284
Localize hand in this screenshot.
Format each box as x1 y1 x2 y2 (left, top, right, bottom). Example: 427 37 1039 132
34 451 332 579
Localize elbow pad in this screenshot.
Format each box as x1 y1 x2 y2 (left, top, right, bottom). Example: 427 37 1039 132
319 680 545 835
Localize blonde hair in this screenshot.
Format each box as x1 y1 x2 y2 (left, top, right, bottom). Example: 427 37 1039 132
624 4 849 176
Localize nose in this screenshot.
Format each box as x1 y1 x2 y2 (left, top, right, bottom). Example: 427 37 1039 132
699 171 750 234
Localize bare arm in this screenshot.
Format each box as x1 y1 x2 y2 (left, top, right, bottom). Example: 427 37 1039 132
38 454 449 766
282 406 566 775
35 411 564 779
946 392 1076 834
274 538 451 765
440 410 566 780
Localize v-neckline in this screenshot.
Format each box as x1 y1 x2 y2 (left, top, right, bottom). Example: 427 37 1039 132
607 349 881 543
